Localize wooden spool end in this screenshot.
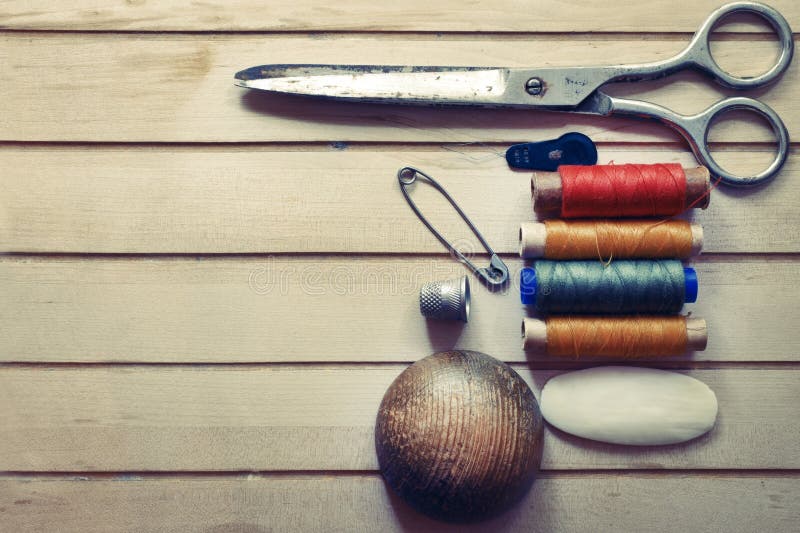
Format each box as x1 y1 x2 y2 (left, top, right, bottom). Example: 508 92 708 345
685 166 711 209
519 222 547 258
531 172 562 218
522 318 548 351
686 317 708 351
690 223 704 256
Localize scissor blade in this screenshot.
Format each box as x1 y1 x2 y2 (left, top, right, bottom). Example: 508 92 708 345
235 64 517 106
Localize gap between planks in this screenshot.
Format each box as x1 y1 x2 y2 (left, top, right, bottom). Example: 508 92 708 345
2 251 798 259
0 141 796 150
1 470 798 480
0 362 799 370
0 30 793 38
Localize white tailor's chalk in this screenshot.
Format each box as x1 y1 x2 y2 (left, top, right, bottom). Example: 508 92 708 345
540 366 718 446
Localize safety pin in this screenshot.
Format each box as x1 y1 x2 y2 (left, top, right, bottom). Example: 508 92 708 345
398 166 509 287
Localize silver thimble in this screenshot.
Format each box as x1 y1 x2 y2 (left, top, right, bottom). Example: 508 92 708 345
419 276 470 322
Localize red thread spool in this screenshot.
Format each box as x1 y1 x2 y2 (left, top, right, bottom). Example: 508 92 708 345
532 164 711 218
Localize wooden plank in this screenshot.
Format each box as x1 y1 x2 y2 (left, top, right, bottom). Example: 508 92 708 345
0 473 798 533
1 147 797 254
0 33 794 142
1 0 797 32
2 255 798 363
0 367 797 471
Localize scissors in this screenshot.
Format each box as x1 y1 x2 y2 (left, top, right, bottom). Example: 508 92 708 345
235 1 793 187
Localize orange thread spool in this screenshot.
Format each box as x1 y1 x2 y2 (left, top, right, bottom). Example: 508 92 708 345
519 220 703 259
522 316 707 357
545 219 699 259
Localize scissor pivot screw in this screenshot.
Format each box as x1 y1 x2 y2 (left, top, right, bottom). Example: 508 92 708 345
525 77 543 96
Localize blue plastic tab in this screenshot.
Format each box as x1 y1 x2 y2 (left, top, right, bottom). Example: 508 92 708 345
683 267 698 303
505 132 598 171
520 267 537 305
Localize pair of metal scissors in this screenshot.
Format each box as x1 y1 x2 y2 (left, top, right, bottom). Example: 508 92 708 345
234 1 793 187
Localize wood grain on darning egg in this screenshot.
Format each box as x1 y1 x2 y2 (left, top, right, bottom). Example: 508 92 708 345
374 350 544 522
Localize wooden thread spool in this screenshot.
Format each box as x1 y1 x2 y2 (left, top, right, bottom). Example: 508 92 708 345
521 260 695 314
532 164 711 218
522 316 708 357
519 219 704 259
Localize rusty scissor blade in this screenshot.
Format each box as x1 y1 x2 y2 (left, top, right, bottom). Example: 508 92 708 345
234 64 515 106
234 64 616 109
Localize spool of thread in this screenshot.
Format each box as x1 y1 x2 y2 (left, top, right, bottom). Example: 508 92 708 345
520 260 697 314
519 220 703 259
522 316 708 357
532 164 711 218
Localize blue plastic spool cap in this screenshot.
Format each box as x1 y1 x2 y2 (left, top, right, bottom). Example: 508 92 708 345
684 267 698 303
520 267 537 305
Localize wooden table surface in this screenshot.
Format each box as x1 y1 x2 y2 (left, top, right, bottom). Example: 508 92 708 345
1 1 799 531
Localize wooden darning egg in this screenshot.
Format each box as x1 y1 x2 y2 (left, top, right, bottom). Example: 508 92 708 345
375 350 543 522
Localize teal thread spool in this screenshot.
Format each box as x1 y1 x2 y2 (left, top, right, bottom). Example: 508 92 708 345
520 260 697 314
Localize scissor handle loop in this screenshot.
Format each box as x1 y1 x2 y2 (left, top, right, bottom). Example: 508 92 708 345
607 94 788 187
682 1 794 89
690 97 789 187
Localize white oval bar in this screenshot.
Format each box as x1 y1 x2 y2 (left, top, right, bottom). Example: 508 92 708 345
540 366 718 445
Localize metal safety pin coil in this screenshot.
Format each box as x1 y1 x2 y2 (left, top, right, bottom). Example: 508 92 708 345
398 166 509 287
